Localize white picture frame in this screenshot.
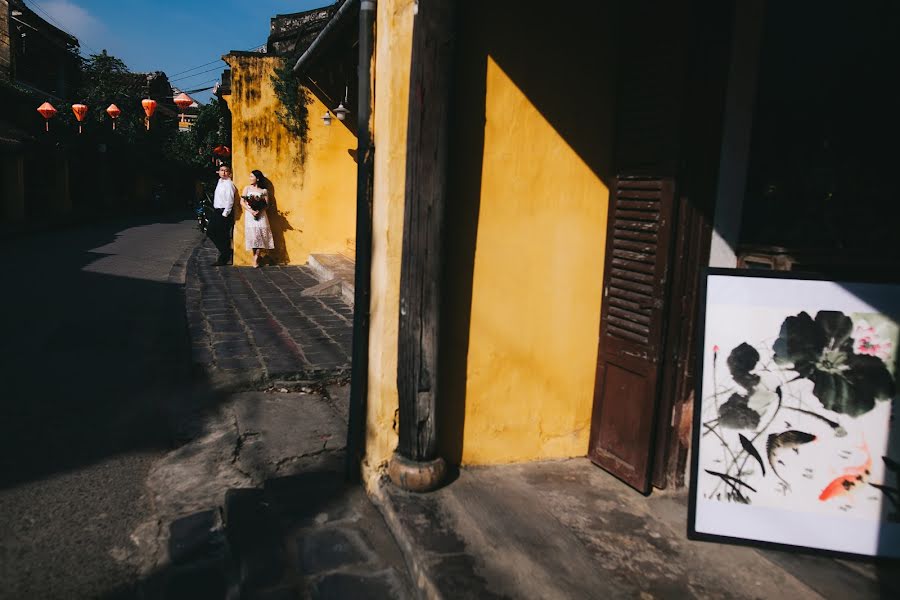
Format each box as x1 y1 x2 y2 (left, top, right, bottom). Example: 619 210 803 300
688 269 900 558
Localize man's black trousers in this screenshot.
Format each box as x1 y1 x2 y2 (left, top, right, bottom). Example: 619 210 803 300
208 208 234 263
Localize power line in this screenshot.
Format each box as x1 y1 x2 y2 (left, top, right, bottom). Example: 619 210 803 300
169 59 225 78
23 0 70 34
182 83 218 94
180 79 218 91
170 65 225 83
164 40 265 81
23 0 100 55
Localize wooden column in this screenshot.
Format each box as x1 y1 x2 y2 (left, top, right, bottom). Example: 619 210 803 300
388 0 455 493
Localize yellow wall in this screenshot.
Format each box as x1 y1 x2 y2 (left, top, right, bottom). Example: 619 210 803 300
224 54 357 266
452 58 609 463
362 0 416 487
363 1 616 474
440 3 616 465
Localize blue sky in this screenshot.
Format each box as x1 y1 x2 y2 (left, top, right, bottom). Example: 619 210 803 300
28 0 333 102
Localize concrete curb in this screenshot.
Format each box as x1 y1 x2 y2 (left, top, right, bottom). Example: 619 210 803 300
370 480 443 600
201 367 352 396
168 231 205 286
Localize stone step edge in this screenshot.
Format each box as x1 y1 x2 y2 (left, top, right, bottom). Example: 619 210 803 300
369 480 444 600
307 254 355 306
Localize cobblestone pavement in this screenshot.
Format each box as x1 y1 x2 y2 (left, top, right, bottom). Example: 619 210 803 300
186 240 353 384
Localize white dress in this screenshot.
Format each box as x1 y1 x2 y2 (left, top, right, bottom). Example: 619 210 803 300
243 186 275 250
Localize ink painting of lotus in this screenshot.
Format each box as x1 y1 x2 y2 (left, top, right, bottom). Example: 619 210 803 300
689 270 900 558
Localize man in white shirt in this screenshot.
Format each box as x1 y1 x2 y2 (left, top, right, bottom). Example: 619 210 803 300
210 165 237 265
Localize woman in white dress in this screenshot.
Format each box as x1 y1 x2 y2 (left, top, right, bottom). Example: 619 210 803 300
240 169 275 268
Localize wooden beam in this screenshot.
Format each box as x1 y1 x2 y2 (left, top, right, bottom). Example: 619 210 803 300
393 0 455 484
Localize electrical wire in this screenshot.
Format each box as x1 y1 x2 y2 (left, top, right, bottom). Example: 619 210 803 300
181 81 219 94
23 0 100 55
169 59 225 78
166 41 265 82
182 84 217 95
169 66 226 83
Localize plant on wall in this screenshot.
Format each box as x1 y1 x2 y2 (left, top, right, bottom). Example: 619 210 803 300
271 58 312 167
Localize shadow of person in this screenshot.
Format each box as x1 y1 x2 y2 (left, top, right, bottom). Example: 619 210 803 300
261 178 298 265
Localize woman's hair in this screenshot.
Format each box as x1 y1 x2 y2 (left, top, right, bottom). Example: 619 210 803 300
251 169 265 185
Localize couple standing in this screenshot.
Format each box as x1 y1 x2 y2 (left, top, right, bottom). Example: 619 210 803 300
209 165 275 268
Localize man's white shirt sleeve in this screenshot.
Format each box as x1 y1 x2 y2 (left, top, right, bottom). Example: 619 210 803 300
214 180 237 217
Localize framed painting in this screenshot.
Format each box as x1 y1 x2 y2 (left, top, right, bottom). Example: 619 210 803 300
688 268 900 558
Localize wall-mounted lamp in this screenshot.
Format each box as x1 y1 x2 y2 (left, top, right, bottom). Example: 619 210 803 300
322 110 332 126
333 86 350 122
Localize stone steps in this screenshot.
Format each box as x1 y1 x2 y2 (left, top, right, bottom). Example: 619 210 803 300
305 254 355 306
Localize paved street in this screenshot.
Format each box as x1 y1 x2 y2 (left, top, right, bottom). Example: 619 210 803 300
141 239 413 599
0 218 411 599
187 240 353 385
0 215 203 598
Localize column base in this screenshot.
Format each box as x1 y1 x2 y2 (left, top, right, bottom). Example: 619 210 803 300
388 452 446 493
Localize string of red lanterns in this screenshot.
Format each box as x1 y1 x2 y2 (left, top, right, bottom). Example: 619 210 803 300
35 94 193 133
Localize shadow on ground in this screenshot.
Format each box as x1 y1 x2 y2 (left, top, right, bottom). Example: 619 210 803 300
103 470 412 600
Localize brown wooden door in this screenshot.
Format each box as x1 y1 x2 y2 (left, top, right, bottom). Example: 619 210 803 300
588 175 676 493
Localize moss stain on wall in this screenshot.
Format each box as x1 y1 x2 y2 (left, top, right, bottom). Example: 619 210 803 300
223 54 357 267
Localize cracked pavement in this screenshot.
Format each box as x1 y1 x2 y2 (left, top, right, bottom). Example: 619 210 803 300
127 236 411 598
138 384 412 599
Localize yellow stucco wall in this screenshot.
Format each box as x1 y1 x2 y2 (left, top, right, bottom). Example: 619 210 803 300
454 58 609 463
224 54 357 266
440 4 616 465
363 2 615 474
362 0 416 487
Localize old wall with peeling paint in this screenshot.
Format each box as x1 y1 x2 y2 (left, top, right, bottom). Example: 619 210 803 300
362 0 415 486
363 1 617 475
223 54 357 266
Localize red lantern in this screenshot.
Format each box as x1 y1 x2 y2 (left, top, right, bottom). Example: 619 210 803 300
106 104 121 130
72 103 88 134
173 92 193 123
212 145 231 157
37 102 57 132
142 98 157 130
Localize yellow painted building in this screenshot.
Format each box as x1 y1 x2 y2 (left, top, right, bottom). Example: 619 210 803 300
272 0 867 500
362 0 617 481
221 53 357 266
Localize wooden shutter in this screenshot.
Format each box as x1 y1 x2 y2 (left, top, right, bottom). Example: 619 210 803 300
589 175 675 493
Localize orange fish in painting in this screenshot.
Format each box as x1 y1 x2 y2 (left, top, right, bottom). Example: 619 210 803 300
819 439 872 502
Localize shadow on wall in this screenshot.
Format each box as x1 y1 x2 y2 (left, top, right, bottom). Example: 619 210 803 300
263 178 296 265
438 1 617 464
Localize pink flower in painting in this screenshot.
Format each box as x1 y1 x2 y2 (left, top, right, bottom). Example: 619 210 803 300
713 345 720 354
852 320 893 361
856 336 880 356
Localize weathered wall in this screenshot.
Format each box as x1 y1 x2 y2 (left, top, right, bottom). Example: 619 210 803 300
439 3 616 465
362 0 415 486
363 1 616 475
224 54 357 266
